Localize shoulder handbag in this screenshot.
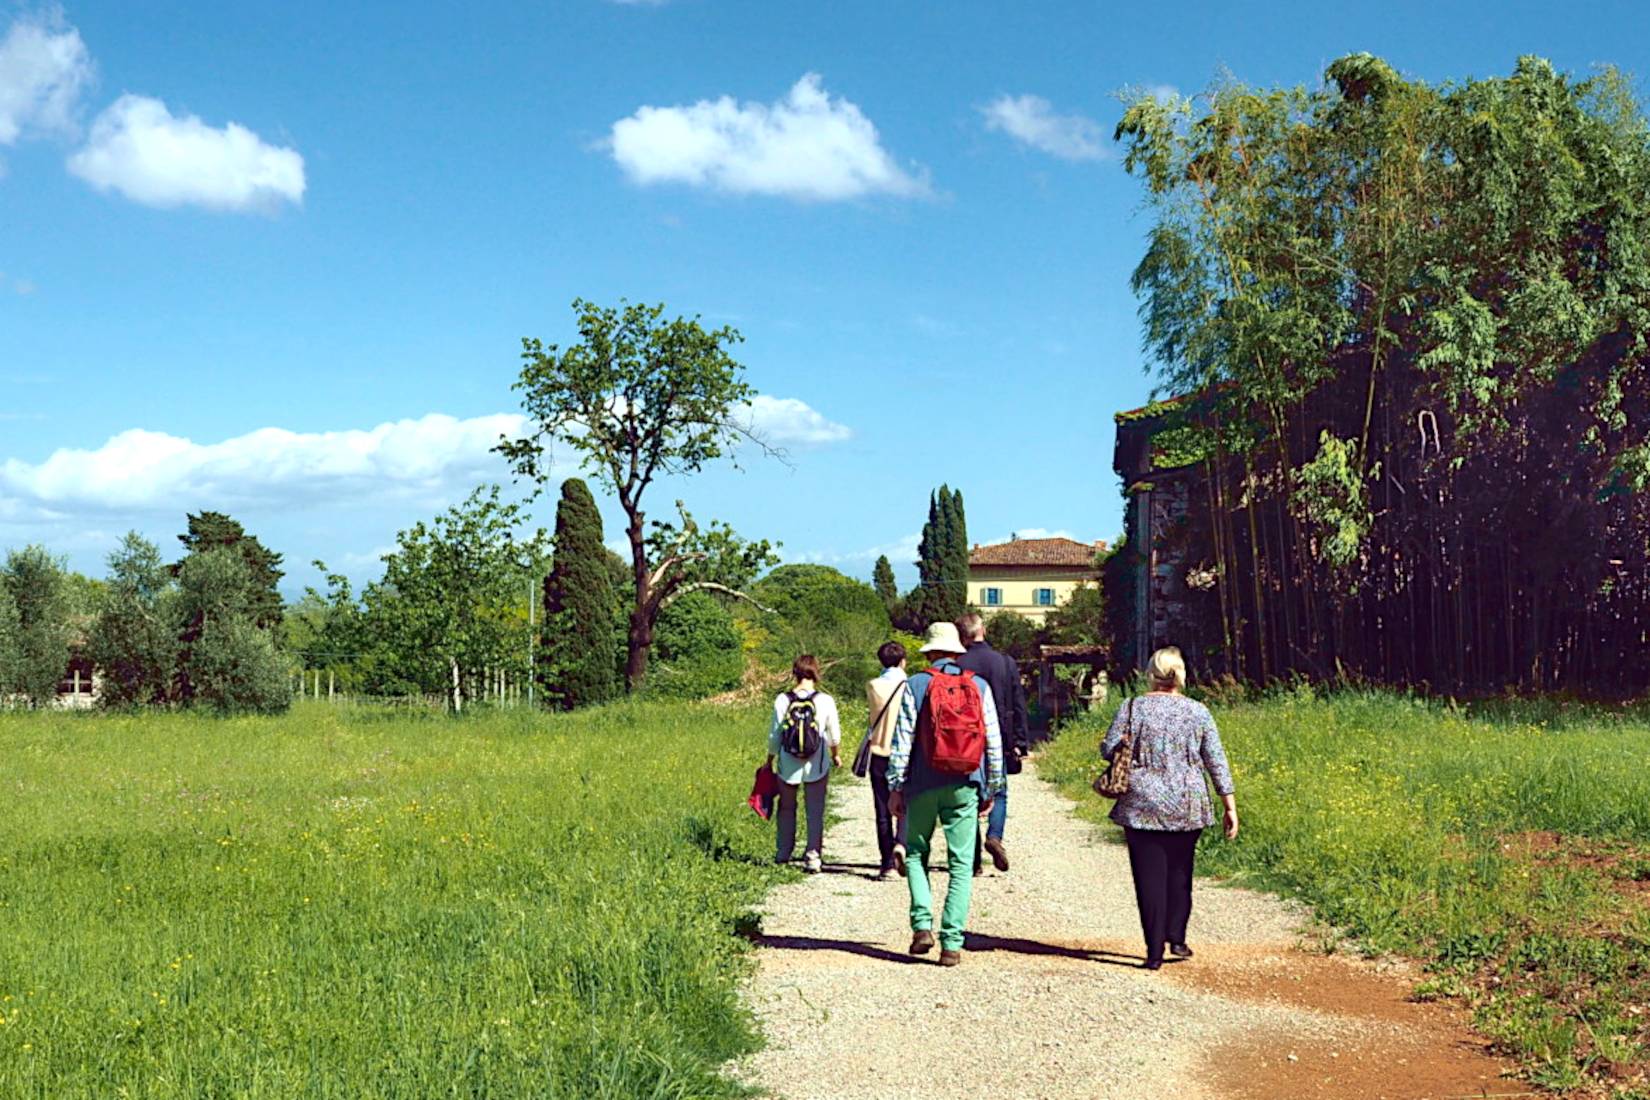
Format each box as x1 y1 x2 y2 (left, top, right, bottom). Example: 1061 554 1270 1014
853 682 906 778
1092 698 1136 799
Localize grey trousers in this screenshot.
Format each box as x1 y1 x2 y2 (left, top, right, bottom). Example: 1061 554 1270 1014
776 777 829 861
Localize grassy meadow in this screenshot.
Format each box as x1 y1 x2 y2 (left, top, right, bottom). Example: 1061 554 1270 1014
1043 689 1650 1093
0 700 782 1100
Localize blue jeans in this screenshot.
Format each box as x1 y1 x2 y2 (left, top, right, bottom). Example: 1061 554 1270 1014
986 784 1007 841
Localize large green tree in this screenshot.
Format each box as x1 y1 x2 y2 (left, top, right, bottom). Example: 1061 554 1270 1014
542 478 619 709
498 299 780 691
3 545 73 705
90 532 177 707
352 487 544 710
175 548 291 713
177 512 285 629
0 583 22 700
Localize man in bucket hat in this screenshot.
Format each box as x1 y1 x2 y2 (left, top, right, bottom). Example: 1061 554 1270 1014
886 621 1005 966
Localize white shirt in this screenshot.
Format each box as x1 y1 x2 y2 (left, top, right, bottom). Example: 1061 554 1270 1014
766 685 841 785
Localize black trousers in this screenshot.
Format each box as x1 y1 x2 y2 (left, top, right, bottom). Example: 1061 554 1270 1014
1123 827 1201 962
868 755 898 870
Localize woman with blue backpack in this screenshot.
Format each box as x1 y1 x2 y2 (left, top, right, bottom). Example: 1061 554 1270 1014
766 654 842 873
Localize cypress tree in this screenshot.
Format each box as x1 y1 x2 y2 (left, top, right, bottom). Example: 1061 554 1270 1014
912 490 944 628
542 478 619 709
943 488 970 621
872 555 898 610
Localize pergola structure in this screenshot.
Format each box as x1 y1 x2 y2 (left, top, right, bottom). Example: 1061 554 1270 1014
1034 644 1109 729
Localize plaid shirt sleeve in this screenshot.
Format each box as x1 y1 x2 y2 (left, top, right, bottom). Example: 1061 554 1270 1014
977 680 1005 795
887 676 921 791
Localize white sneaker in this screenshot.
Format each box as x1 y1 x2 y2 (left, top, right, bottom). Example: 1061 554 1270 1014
803 851 822 874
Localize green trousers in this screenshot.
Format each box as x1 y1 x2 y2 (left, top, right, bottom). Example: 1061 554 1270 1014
903 783 979 951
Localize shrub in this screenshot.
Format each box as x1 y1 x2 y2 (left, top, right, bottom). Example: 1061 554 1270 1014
647 592 744 700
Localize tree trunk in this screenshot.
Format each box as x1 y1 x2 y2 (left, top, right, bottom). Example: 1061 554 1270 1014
624 507 652 693
450 656 462 714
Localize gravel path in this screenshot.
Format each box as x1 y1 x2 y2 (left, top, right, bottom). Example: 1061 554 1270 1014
726 758 1499 1100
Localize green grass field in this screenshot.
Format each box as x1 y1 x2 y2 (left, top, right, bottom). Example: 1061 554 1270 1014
1043 689 1650 1093
0 700 781 1100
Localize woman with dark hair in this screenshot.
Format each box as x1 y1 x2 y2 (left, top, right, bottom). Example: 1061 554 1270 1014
1101 646 1238 969
767 654 842 873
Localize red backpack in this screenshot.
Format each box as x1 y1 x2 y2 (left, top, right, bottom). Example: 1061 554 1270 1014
919 666 986 777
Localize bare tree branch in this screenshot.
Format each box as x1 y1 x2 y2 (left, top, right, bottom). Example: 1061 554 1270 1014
658 582 775 614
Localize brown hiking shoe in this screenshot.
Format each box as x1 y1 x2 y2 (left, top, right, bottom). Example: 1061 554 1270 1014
983 837 1010 872
909 929 936 955
939 949 962 967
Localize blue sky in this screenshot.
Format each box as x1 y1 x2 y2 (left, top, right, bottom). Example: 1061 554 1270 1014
1 0 1645 594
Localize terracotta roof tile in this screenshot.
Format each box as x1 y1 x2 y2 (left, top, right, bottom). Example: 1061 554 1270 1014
968 538 1103 568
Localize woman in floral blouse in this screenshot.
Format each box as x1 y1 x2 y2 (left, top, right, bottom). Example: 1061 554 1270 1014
1101 647 1239 970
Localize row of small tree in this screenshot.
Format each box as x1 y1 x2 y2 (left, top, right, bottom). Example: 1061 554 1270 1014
0 513 292 712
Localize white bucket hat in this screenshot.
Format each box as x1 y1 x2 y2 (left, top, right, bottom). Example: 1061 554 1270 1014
919 621 967 655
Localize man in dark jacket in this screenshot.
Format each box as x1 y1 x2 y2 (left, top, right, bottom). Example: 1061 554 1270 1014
955 612 1030 872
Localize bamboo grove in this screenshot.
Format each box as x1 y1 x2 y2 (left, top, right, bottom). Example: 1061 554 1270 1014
1117 54 1650 694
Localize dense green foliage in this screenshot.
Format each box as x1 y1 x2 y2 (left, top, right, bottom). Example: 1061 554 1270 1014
542 478 619 709
872 554 897 610
499 299 780 691
175 548 293 713
647 591 745 700
0 578 22 696
748 564 892 697
176 512 285 630
2 545 73 705
90 533 177 707
313 488 544 708
1118 56 1650 691
1044 691 1650 1091
0 701 783 1099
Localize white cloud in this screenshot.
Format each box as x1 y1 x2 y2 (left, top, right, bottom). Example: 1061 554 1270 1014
0 9 91 145
0 413 528 514
981 528 1085 546
979 94 1107 162
0 394 842 521
741 395 851 448
66 94 304 211
607 73 930 202
1145 84 1179 105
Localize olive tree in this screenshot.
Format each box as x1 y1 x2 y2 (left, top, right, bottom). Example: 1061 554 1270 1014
499 299 780 691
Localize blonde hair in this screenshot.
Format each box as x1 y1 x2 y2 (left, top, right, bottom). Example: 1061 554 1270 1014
1147 647 1187 692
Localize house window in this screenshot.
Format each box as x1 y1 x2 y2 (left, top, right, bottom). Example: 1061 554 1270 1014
1034 588 1056 607
983 588 1002 606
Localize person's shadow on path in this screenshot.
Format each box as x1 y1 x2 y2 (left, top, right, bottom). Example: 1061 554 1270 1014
758 936 921 964
757 933 1146 968
962 933 1144 967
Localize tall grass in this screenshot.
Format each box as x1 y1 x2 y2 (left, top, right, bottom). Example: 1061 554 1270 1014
0 700 780 1100
1043 688 1650 1092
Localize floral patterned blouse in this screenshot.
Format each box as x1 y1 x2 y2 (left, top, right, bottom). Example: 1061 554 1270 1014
1101 693 1234 832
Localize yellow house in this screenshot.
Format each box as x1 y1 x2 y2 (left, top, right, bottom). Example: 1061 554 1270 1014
967 537 1105 624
